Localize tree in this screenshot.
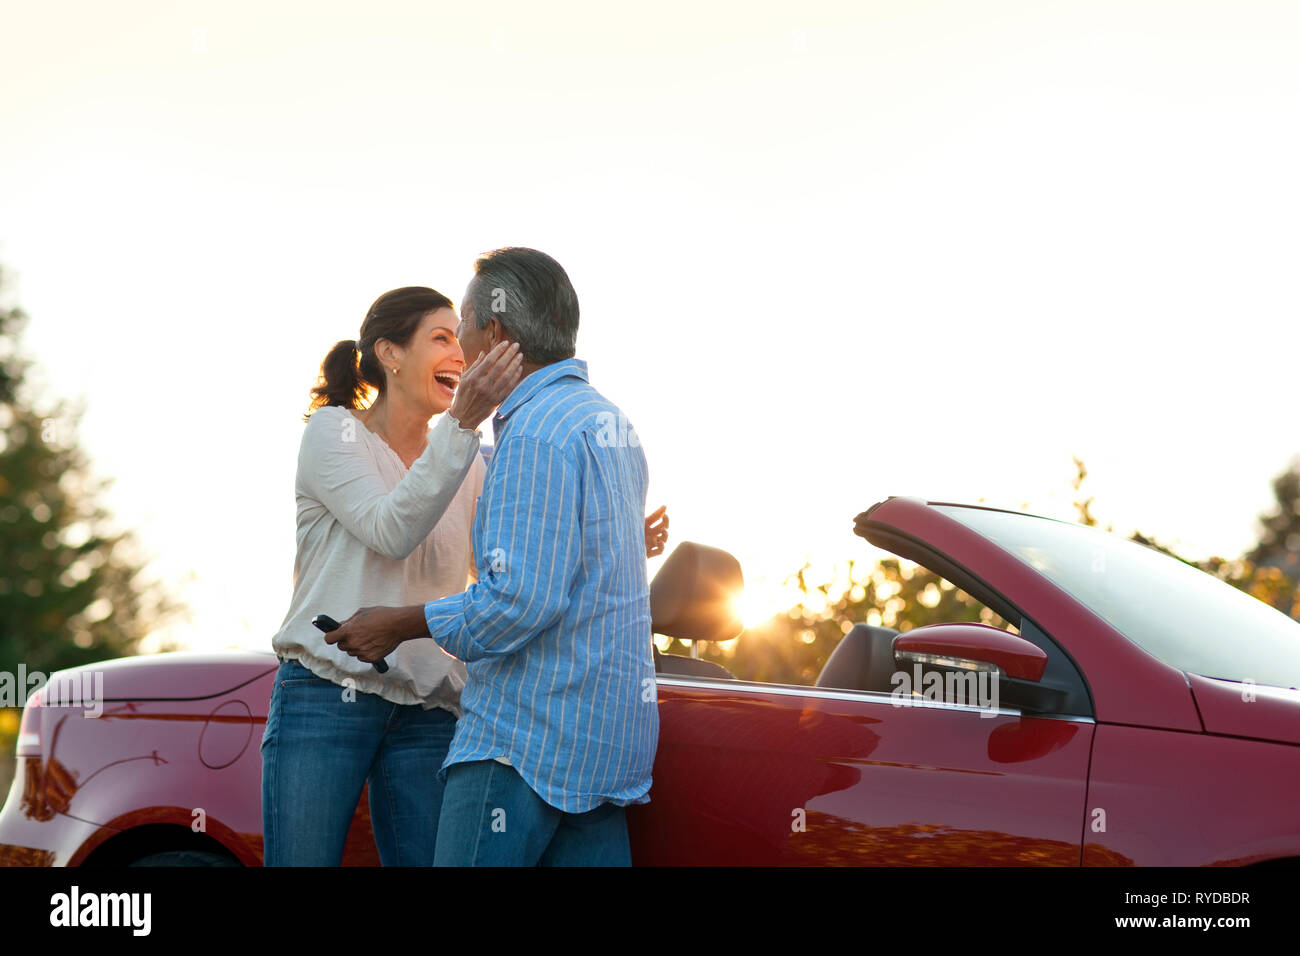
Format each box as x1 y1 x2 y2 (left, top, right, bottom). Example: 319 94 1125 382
0 264 180 680
1245 456 1300 588
1125 456 1300 621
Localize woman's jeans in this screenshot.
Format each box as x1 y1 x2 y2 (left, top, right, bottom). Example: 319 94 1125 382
260 658 456 866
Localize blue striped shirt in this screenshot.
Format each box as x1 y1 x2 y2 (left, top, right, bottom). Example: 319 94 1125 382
422 358 659 813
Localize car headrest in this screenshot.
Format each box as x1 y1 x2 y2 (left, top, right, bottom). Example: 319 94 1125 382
650 541 745 644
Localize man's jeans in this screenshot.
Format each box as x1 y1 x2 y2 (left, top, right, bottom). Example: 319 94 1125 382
260 658 456 866
434 759 632 866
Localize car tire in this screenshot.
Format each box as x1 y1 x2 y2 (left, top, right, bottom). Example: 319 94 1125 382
127 850 241 867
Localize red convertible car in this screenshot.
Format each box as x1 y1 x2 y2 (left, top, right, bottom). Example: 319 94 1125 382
3 497 1299 866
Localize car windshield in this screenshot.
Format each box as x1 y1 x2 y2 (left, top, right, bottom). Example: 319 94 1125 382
934 505 1300 690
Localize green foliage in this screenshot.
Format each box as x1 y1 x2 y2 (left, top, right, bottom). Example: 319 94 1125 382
1242 457 1300 616
0 265 180 678
1248 457 1300 570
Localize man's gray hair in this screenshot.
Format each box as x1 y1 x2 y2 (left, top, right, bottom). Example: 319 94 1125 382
464 247 579 365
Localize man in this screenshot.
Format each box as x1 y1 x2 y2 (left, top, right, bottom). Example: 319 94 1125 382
327 247 660 865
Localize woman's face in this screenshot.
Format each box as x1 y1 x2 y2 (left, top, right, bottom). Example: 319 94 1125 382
383 306 465 416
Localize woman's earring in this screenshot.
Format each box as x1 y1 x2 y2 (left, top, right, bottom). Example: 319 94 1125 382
392 367 399 375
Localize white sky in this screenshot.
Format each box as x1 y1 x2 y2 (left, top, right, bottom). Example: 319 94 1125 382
1 1 1297 652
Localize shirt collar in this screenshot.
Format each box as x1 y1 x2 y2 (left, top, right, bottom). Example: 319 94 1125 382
491 357 588 436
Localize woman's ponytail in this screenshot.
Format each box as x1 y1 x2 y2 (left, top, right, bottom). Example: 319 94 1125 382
305 339 371 420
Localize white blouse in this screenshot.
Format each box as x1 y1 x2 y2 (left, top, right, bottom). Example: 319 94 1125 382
270 404 486 715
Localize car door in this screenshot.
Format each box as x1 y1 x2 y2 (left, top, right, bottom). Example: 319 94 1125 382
627 674 1093 865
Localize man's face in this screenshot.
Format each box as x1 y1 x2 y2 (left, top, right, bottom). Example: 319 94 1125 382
455 304 490 367
457 279 502 366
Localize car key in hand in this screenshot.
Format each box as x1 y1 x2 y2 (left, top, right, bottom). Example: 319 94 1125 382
312 614 389 673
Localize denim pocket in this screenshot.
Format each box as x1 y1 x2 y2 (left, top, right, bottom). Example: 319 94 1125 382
277 660 334 688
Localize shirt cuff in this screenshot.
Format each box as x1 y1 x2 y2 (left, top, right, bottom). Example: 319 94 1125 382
425 591 471 659
443 411 482 439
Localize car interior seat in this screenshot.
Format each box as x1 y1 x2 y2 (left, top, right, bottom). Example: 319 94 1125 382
814 623 901 693
650 541 742 680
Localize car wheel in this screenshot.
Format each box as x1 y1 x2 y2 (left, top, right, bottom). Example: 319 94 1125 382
127 850 241 867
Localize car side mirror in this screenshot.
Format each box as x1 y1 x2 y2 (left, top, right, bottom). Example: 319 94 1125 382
893 623 1048 682
892 622 1069 715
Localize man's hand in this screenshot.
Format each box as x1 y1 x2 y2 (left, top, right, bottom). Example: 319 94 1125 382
644 505 669 558
324 604 429 664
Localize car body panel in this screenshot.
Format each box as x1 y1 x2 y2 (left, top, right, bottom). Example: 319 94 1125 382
1187 674 1300 746
1 663 381 866
47 650 279 701
626 678 1093 865
1082 723 1300 865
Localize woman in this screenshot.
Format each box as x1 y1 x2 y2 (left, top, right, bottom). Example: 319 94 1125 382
261 286 671 866
261 286 522 866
